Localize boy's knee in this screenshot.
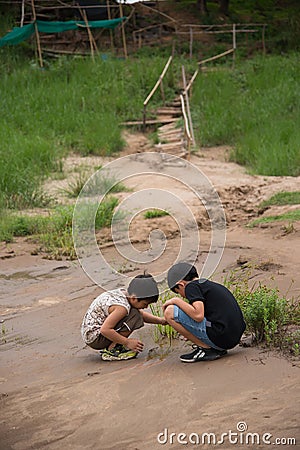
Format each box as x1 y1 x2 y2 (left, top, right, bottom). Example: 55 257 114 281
164 304 174 322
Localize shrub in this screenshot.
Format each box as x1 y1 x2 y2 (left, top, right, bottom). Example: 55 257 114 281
224 269 300 351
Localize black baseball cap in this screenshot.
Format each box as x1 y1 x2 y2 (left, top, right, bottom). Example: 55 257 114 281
167 262 197 290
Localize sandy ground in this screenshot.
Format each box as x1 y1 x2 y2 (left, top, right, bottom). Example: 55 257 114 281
0 133 299 449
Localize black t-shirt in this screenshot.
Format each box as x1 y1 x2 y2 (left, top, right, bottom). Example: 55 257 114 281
185 279 246 349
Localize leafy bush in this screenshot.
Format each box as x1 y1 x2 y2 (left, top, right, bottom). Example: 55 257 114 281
224 270 300 352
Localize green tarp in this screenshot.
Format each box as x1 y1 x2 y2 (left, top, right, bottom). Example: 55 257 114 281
0 18 125 48
0 22 34 47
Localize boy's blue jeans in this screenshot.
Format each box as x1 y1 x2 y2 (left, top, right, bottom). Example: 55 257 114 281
173 305 224 350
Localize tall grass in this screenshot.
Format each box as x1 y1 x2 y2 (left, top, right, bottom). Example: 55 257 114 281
0 54 177 209
1 50 299 212
191 54 300 176
0 196 118 258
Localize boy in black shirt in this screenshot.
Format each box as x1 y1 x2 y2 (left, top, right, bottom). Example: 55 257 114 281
164 262 246 362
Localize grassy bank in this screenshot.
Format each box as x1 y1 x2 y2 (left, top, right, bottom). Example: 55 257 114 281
0 53 177 209
0 50 299 235
0 196 118 259
191 53 300 176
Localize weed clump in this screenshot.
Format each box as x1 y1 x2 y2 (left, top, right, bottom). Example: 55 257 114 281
224 270 300 356
0 196 119 259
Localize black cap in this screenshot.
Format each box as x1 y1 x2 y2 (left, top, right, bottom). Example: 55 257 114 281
167 262 195 290
128 275 159 300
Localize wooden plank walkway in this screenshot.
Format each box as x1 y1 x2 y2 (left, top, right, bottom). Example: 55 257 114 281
122 97 188 159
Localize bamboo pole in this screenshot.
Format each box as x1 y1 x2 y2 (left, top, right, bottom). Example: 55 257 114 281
262 24 266 55
182 66 195 145
198 48 234 66
180 94 192 161
185 67 199 93
119 2 127 59
232 23 236 67
189 26 193 59
143 55 173 129
31 0 43 68
185 48 234 94
144 56 173 107
81 8 95 61
21 0 25 27
106 0 114 53
175 29 258 35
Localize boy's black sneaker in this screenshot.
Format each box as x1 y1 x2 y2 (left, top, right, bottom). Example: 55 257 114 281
180 345 227 363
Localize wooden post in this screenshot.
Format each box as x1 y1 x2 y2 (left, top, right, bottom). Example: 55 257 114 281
106 0 115 53
143 104 147 132
262 24 266 55
82 9 95 61
182 65 195 145
160 80 165 105
31 0 43 68
232 23 236 67
189 26 193 59
119 2 127 59
21 0 25 27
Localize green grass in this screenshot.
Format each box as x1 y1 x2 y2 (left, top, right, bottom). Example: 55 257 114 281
150 289 179 343
248 209 300 228
191 53 300 176
61 170 129 198
1 19 299 216
224 269 300 354
0 54 178 210
0 196 119 258
144 209 169 219
260 191 300 208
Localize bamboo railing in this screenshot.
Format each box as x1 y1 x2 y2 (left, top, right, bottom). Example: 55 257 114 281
180 93 193 161
143 55 173 130
185 48 235 94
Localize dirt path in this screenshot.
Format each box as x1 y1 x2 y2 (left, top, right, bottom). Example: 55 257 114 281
1 133 299 449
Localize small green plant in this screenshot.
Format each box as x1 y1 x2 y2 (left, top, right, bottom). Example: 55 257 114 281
150 289 179 343
260 191 300 208
292 342 299 357
144 209 169 219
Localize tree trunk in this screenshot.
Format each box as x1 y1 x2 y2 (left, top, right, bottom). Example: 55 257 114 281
197 0 208 15
219 0 229 15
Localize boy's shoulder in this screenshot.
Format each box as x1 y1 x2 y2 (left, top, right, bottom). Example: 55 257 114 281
96 288 127 302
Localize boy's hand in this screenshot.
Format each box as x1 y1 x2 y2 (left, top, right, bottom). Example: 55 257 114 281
160 318 168 326
126 338 144 353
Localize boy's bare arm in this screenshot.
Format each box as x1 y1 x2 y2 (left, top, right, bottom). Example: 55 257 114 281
101 306 144 352
140 310 167 325
163 297 205 322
